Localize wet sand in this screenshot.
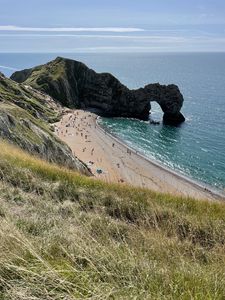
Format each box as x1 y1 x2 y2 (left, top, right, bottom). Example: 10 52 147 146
54 109 225 201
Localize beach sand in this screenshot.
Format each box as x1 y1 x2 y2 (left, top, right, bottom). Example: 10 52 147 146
54 109 224 201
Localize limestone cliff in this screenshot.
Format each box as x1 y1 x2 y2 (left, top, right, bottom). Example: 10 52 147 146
11 57 185 125
0 72 91 175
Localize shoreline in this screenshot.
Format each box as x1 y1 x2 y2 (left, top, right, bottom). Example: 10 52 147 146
96 116 225 201
54 109 225 201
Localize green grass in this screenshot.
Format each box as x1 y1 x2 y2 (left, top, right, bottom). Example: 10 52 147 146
0 140 225 299
24 57 66 87
0 75 60 123
0 74 88 172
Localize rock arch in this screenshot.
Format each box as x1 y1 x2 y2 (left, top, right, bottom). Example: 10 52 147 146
11 57 185 126
133 83 185 125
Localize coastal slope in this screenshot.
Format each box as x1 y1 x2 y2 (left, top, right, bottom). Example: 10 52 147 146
11 57 185 125
0 72 90 174
0 140 225 299
0 60 225 299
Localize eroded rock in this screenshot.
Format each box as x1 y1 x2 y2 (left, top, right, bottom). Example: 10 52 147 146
11 57 185 125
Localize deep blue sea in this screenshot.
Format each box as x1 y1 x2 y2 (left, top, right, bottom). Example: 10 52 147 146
1 52 225 190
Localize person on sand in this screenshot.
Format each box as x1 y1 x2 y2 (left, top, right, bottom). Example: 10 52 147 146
118 179 124 183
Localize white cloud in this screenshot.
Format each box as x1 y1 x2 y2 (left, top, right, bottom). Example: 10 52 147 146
0 25 145 32
0 26 224 53
0 33 185 41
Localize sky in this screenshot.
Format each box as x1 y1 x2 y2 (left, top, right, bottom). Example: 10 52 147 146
0 0 225 53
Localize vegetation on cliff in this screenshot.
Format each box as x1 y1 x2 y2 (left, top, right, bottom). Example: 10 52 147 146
0 140 225 299
0 60 224 299
0 72 90 174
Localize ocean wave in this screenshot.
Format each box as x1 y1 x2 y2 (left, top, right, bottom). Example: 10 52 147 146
0 65 18 71
201 148 209 153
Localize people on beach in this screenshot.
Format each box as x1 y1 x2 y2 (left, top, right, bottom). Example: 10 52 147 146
127 149 131 155
118 178 125 183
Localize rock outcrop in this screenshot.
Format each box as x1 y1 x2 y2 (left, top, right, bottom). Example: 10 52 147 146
0 72 91 175
11 57 185 125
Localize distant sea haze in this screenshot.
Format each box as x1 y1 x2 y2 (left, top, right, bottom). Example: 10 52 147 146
1 52 225 190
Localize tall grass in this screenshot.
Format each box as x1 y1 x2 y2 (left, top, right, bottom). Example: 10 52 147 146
0 140 225 299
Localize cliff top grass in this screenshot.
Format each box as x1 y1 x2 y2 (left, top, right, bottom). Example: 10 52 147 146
0 73 60 123
13 57 67 89
0 74 56 145
0 140 225 299
1 73 92 175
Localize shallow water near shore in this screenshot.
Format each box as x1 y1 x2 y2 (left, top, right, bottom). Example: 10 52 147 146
97 53 225 190
1 52 225 190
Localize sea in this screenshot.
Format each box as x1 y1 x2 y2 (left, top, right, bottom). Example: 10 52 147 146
0 52 225 191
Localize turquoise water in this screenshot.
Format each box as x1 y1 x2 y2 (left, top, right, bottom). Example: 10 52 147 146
0 53 225 190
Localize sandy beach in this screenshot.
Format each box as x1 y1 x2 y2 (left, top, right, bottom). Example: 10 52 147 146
54 109 225 201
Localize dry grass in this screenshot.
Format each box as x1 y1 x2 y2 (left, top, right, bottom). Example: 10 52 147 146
0 140 225 299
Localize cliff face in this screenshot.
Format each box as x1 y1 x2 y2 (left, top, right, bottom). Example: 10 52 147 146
11 57 185 125
0 72 91 175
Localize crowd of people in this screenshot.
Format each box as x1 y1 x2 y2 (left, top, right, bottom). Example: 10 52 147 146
54 110 126 184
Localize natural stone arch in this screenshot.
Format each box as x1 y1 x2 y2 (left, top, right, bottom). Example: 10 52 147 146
11 57 185 126
133 83 185 125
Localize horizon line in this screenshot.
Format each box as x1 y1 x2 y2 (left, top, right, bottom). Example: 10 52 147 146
1 50 224 54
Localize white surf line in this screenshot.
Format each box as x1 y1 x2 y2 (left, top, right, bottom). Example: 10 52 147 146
0 65 18 71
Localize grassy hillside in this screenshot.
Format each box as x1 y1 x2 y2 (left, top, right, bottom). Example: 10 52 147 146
0 140 225 299
0 71 60 122
10 57 66 86
0 72 90 174
10 58 72 107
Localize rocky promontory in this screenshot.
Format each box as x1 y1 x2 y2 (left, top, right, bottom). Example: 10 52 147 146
11 57 185 125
